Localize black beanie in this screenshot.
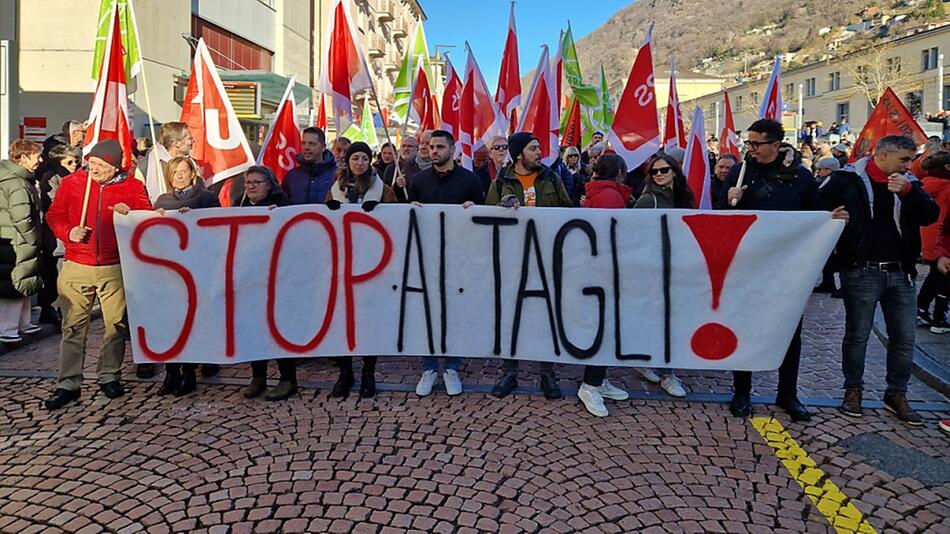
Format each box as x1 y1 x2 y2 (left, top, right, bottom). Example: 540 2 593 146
508 132 538 162
88 139 124 170
345 142 373 166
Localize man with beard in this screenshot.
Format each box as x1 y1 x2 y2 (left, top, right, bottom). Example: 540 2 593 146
485 132 573 400
385 136 421 202
281 127 337 205
408 130 484 398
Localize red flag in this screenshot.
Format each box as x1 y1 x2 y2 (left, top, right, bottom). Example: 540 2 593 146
459 45 504 170
495 2 521 134
759 55 783 120
315 94 328 130
683 106 711 209
440 57 462 139
561 96 582 148
83 3 134 170
318 0 372 130
663 62 687 152
180 38 255 185
409 59 436 131
430 95 441 129
517 46 559 166
850 88 928 162
720 90 741 158
608 24 660 171
257 78 301 183
552 39 563 111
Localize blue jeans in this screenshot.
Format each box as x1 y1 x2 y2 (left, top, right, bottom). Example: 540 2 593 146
840 266 916 394
421 356 461 372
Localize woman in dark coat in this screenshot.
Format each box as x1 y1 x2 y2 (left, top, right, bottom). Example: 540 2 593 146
0 140 44 343
36 144 80 325
153 156 220 396
237 166 298 402
326 142 396 399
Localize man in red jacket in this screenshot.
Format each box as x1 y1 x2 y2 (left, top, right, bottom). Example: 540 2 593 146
44 140 152 410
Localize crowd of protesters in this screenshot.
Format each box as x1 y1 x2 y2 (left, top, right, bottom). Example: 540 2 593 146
0 116 947 433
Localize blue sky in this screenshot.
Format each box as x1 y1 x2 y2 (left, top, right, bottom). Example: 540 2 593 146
423 0 633 90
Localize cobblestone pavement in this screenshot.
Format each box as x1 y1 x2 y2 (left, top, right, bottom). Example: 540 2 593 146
0 294 948 533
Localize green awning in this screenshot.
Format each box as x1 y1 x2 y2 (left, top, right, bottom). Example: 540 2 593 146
217 70 314 107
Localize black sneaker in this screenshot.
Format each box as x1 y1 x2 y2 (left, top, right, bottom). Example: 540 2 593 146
883 392 923 426
930 321 950 335
917 308 934 327
99 381 125 399
44 388 80 410
729 392 753 417
135 364 156 379
491 374 518 398
540 375 562 400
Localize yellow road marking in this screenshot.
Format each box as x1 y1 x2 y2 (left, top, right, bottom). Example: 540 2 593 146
750 417 877 534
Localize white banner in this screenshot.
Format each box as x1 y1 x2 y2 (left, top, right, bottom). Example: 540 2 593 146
114 205 842 371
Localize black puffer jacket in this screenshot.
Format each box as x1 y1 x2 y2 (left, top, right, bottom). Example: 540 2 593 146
153 179 221 211
0 160 43 298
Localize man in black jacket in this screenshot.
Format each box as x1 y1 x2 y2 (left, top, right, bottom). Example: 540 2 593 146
724 119 848 423
817 135 939 426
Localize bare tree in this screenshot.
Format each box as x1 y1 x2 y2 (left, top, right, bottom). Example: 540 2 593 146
845 40 916 108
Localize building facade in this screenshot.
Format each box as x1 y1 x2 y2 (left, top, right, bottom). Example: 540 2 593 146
0 0 427 157
683 24 950 141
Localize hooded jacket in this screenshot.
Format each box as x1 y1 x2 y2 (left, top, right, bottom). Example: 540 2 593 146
0 160 43 298
46 169 152 266
485 164 573 208
583 180 632 209
818 156 939 274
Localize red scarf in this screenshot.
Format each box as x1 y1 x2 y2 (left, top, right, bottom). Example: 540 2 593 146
866 157 888 185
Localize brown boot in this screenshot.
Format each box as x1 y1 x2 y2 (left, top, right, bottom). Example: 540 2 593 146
264 380 298 401
839 387 862 418
243 377 267 399
883 392 923 427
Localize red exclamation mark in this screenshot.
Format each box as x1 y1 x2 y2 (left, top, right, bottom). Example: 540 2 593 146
681 214 758 361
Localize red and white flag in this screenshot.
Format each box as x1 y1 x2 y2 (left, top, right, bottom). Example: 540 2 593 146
409 57 437 132
459 44 504 170
257 78 301 183
317 0 373 131
516 46 559 166
82 2 134 170
180 38 255 185
314 94 328 130
495 1 521 134
662 61 687 152
440 57 463 139
850 87 928 162
608 23 660 171
720 90 741 158
759 55 783 121
683 106 711 210
551 37 563 112
561 96 582 148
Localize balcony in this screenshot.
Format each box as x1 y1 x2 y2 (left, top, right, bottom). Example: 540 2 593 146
374 0 394 23
391 18 408 39
384 49 402 74
367 34 386 58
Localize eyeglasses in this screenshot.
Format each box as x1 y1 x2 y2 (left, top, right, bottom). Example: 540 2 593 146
649 166 673 176
245 180 267 187
567 154 579 158
491 144 508 151
744 139 779 150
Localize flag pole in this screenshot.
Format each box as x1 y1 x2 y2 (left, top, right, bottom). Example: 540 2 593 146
127 0 165 195
364 63 405 193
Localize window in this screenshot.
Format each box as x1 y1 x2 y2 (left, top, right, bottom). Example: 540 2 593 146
905 90 923 116
805 77 816 97
944 84 950 112
736 95 743 111
856 65 869 83
751 91 759 107
886 56 901 75
836 102 850 122
828 72 840 92
921 47 939 71
785 83 794 97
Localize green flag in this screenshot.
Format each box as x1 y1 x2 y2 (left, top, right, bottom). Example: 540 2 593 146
391 23 431 124
592 64 614 130
92 0 142 88
560 24 599 107
343 99 380 151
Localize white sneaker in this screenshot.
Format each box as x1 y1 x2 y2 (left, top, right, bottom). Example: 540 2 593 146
638 368 661 384
599 379 629 401
415 370 438 397
660 375 687 398
21 324 41 335
0 334 22 344
577 384 608 417
930 323 950 335
443 370 462 396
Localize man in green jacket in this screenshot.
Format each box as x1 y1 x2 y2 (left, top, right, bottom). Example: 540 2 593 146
487 132 573 400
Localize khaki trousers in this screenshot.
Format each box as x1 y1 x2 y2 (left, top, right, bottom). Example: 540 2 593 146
56 261 128 391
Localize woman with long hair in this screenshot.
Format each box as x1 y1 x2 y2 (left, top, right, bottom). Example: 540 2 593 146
326 142 396 398
632 153 696 398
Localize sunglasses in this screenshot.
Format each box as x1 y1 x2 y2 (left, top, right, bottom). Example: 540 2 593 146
568 154 579 158
649 166 673 176
491 144 508 151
